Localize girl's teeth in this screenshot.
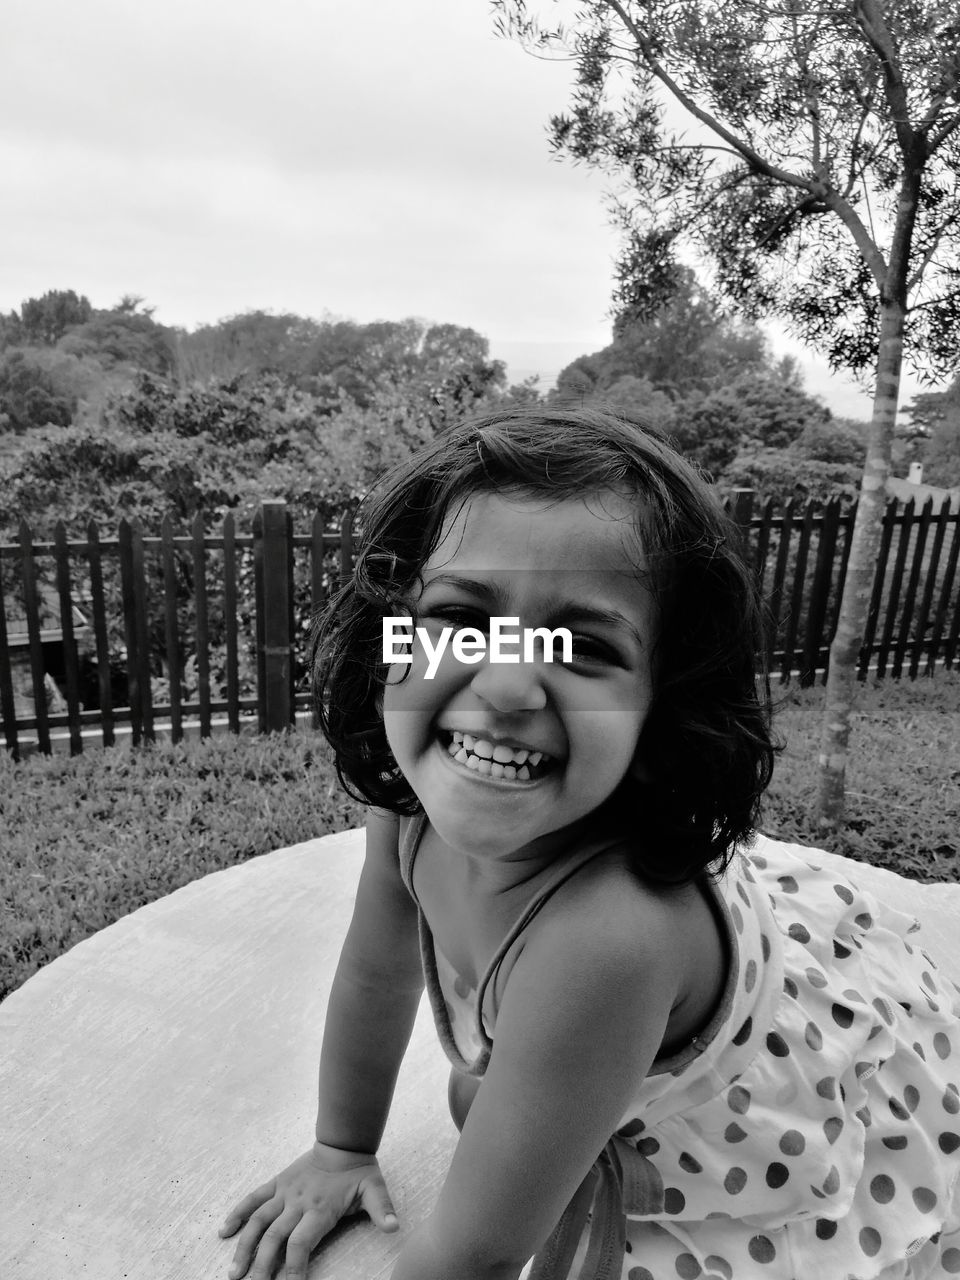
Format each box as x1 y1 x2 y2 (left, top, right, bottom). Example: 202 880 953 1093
443 731 550 779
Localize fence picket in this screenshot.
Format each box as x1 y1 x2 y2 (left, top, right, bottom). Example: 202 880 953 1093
925 502 959 673
255 501 295 733
0 564 19 757
910 499 950 678
192 512 212 737
53 522 83 755
223 513 240 735
161 515 183 743
767 499 795 671
19 521 51 754
893 497 933 679
800 498 840 687
311 511 326 615
942 514 960 670
86 520 114 746
876 499 915 678
780 501 816 682
753 497 774 596
339 506 355 586
133 523 154 741
118 521 143 745
858 499 897 678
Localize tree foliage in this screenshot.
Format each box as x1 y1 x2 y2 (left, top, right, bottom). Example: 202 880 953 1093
495 0 960 380
175 311 509 412
917 375 960 486
554 267 770 397
1 290 93 349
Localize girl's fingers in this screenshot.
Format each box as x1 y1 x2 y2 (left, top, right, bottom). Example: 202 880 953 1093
220 1180 277 1237
227 1198 284 1279
359 1175 399 1232
282 1209 341 1280
245 1209 302 1280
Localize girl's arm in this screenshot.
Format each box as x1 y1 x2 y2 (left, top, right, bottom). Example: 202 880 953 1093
390 874 682 1280
315 808 426 1151
221 809 425 1280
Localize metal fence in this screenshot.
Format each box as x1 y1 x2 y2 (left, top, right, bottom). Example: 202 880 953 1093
1 493 957 757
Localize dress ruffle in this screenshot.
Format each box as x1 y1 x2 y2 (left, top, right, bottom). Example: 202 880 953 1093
596 841 960 1280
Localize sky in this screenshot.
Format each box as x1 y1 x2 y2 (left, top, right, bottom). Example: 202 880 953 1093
1 0 926 417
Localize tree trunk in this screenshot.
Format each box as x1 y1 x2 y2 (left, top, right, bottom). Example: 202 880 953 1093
816 300 905 828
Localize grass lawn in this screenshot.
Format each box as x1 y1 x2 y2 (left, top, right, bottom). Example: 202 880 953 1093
2 671 958 1002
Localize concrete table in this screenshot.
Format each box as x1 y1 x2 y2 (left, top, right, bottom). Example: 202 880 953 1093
2 830 958 1279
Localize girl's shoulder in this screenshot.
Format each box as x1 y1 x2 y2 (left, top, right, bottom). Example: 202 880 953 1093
525 843 712 986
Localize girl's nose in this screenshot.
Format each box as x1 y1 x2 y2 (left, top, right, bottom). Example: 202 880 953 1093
468 657 548 713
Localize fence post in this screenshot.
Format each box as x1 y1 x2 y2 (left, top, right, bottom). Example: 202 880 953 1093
729 488 755 550
254 500 295 733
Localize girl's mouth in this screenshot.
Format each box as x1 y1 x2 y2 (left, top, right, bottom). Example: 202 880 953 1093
439 730 555 782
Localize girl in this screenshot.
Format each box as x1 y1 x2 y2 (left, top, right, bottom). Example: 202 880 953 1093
220 408 960 1280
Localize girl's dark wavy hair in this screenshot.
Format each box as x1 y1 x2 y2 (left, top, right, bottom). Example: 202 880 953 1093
312 406 776 885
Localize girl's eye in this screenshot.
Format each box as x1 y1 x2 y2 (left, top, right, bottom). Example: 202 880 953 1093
564 634 621 667
419 604 488 630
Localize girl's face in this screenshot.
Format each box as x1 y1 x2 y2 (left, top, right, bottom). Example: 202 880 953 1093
381 489 659 866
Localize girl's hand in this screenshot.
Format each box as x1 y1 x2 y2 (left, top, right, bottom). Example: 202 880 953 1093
219 1141 399 1280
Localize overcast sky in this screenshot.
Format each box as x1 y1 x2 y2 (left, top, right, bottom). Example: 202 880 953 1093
3 0 917 416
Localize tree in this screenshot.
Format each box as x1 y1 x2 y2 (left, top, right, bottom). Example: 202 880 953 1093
796 416 868 466
554 266 770 399
600 374 676 429
15 290 92 347
494 0 960 826
175 311 325 386
58 302 177 377
0 351 75 431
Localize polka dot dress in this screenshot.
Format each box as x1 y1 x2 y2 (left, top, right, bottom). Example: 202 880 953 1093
399 817 960 1279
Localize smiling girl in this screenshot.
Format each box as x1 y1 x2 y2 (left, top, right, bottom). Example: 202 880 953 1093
220 408 960 1280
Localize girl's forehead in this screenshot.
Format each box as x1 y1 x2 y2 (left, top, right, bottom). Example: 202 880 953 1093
426 489 646 575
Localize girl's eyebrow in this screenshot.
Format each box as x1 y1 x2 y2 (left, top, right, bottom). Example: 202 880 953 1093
419 574 646 650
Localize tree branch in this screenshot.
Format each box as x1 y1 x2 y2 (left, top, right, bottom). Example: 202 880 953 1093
789 7 824 173
598 0 819 196
906 212 960 292
821 189 888 285
842 100 875 200
929 111 960 153
906 286 960 315
852 0 920 155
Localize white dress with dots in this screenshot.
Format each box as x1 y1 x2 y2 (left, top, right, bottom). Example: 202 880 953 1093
397 816 960 1280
